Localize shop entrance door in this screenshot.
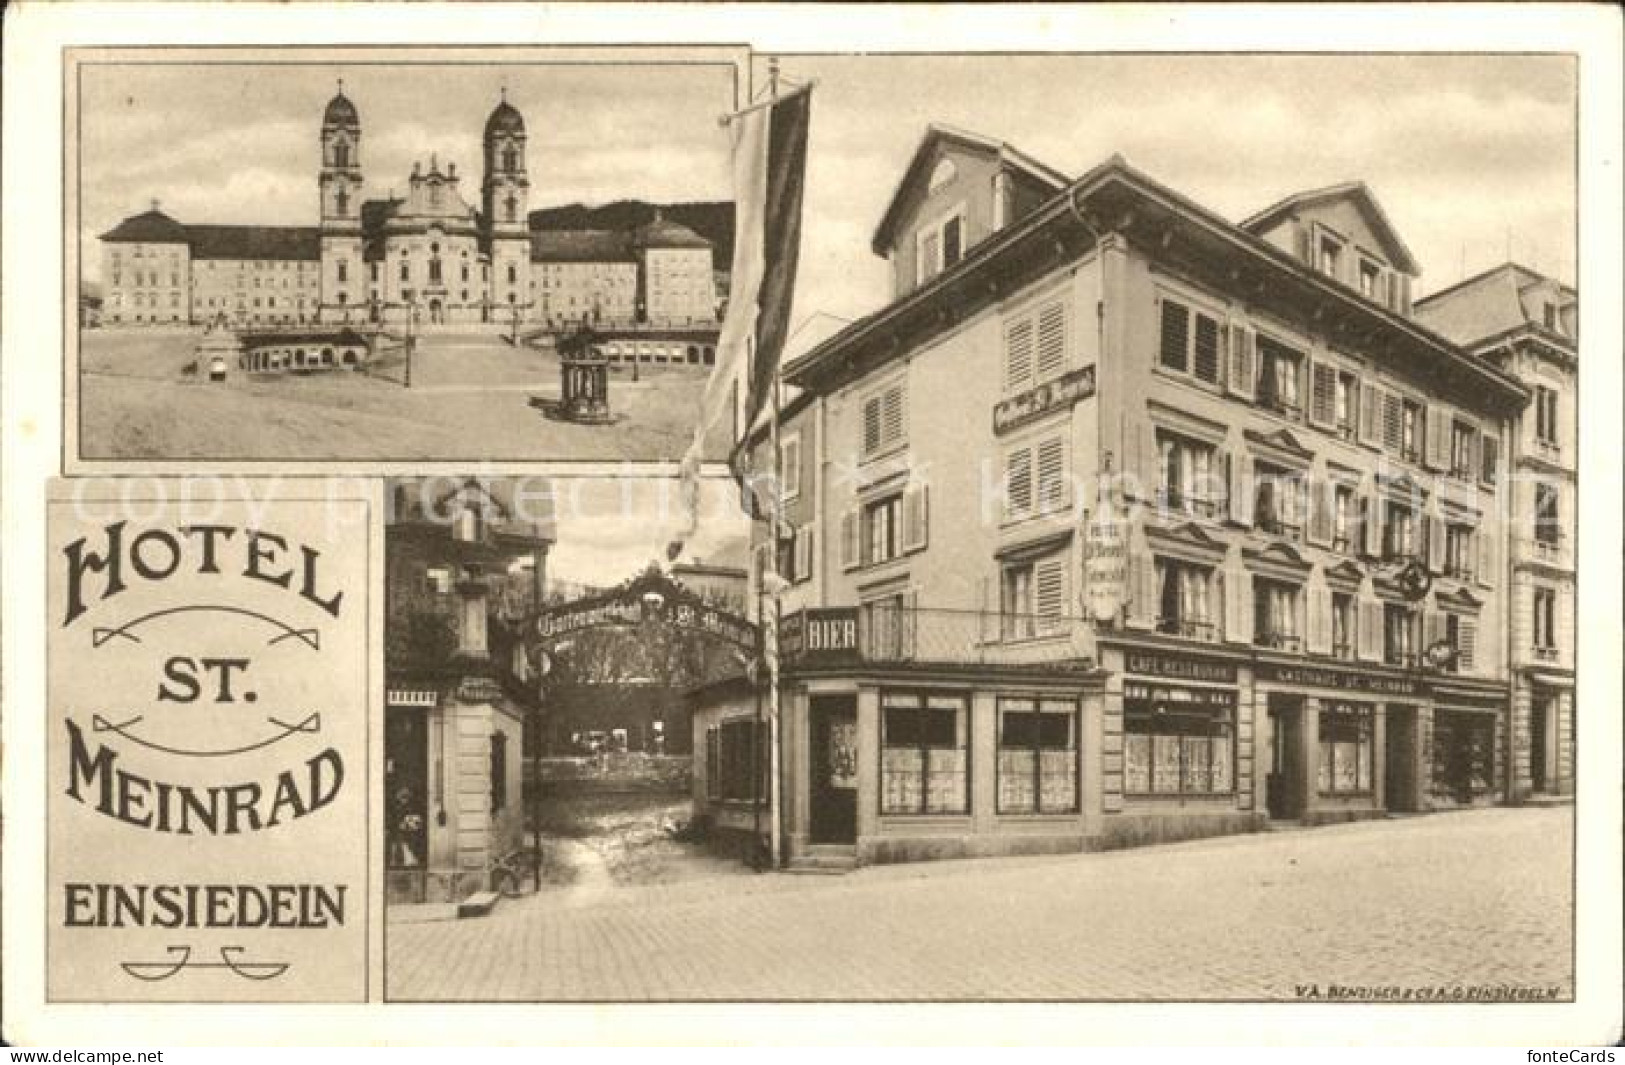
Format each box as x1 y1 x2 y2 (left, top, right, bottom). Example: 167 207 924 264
1265 700 1301 820
809 695 858 844
1529 695 1550 793
1384 707 1416 813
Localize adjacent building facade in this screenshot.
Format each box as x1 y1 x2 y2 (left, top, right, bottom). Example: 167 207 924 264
98 88 722 331
694 127 1530 868
384 478 554 904
1416 264 1577 801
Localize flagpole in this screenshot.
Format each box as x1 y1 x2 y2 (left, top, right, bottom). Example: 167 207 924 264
768 363 784 870
717 79 816 127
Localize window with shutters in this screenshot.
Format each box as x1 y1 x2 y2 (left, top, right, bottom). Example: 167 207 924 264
1157 296 1223 387
1333 369 1358 439
1382 500 1418 561
1534 385 1560 453
861 381 907 459
915 207 966 286
1449 420 1478 481
997 698 1079 814
1001 551 1067 641
1255 336 1304 418
1384 603 1418 667
1400 399 1424 463
1004 298 1070 393
1253 463 1305 541
1318 232 1344 278
1003 433 1070 522
1331 484 1357 553
1252 578 1302 652
1444 524 1474 580
863 494 902 566
1153 557 1217 642
1330 592 1356 660
1379 388 1404 453
1358 258 1382 300
1155 431 1219 517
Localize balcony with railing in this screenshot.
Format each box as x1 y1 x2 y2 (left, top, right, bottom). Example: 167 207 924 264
782 605 1091 672
1255 514 1302 540
1254 631 1303 653
1155 617 1218 643
1156 488 1220 520
1383 648 1418 669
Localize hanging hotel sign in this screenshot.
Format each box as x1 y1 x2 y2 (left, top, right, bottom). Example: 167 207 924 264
1083 498 1127 623
781 607 861 666
1258 662 1421 697
993 364 1096 436
46 485 370 1002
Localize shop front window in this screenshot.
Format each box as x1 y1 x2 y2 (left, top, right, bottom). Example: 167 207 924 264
1123 683 1235 796
1317 703 1373 795
881 691 967 815
996 698 1077 814
1431 710 1495 805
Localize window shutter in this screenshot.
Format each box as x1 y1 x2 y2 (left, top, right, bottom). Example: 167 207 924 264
1127 548 1157 630
1222 561 1251 644
1360 493 1380 559
1306 583 1331 655
1426 514 1446 574
883 385 906 449
1309 360 1337 429
1004 316 1035 393
1356 597 1381 661
1480 434 1500 486
1357 380 1381 447
1226 322 1255 400
1035 301 1068 380
1423 406 1449 471
902 483 929 553
1477 523 1497 589
1005 445 1034 518
901 589 919 659
782 436 801 498
794 523 813 583
1036 435 1069 514
1423 609 1445 654
862 395 882 456
839 508 859 571
1307 480 1333 547
1295 223 1313 265
1457 617 1478 674
1034 555 1066 634
1381 390 1404 453
1225 451 1253 526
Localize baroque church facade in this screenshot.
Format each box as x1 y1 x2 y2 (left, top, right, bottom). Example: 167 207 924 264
98 87 721 330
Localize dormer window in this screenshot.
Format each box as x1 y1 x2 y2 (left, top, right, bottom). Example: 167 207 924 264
1359 259 1381 299
1318 233 1343 277
916 209 965 285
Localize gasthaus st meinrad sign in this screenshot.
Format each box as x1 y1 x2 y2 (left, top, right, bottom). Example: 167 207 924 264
46 486 370 1002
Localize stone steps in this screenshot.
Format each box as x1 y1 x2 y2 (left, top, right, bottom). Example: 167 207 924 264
785 845 857 875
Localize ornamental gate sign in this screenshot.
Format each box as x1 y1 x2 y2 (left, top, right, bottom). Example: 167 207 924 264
528 568 759 655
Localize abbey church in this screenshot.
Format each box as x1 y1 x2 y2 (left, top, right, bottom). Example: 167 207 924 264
97 87 724 330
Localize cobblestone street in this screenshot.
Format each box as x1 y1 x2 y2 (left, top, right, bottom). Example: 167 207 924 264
386 807 1572 1002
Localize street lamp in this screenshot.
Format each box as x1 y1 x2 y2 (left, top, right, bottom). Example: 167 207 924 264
404 296 419 389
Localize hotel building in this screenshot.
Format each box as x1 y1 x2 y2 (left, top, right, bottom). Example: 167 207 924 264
692 126 1529 868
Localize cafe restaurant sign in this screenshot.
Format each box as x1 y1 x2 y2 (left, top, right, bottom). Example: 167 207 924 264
993 364 1096 436
47 486 370 1002
1124 650 1238 685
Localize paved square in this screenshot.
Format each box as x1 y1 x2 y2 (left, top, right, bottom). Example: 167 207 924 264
386 806 1573 1001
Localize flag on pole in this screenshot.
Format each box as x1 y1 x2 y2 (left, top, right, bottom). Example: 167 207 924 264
674 80 812 545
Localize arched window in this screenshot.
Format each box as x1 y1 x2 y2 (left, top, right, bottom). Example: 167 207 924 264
335 188 348 217
334 141 349 169
430 183 442 208
429 254 442 284
503 147 518 172
490 731 508 812
505 194 517 222
506 264 517 284
336 260 348 284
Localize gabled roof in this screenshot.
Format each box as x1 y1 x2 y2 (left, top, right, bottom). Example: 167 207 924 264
1241 180 1420 275
871 124 1070 255
101 209 189 245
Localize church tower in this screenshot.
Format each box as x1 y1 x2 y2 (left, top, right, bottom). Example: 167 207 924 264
482 90 531 320
319 82 365 323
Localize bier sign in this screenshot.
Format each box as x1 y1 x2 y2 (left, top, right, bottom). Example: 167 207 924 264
1083 500 1127 623
46 484 370 1002
781 607 860 666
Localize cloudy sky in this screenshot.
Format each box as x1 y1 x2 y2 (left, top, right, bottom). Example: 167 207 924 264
759 53 1576 330
77 60 738 280
545 474 748 589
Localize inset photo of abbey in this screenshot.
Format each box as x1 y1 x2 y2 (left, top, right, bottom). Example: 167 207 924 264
69 51 741 462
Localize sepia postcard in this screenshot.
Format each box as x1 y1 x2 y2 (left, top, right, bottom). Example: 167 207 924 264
3 1 1622 1050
